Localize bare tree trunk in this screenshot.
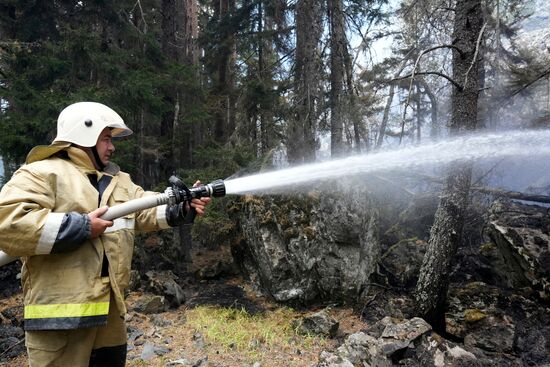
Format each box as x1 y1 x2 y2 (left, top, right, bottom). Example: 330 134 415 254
489 0 501 130
329 0 345 157
415 0 483 332
376 83 395 149
213 0 236 144
377 62 407 149
351 94 363 153
161 0 200 267
416 84 422 143
415 165 472 331
287 0 322 164
342 36 362 153
137 109 145 186
227 0 237 143
186 0 204 152
258 0 275 155
186 0 199 65
161 0 183 172
416 79 439 139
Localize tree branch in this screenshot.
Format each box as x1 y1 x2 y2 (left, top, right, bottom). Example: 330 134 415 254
507 65 550 99
472 186 550 204
403 45 464 92
463 21 487 88
393 72 463 90
396 44 465 143
0 338 23 358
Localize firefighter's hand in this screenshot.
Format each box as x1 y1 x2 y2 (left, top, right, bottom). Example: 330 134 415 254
190 180 212 216
88 206 114 238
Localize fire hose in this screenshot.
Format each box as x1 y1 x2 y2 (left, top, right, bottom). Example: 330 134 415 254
0 177 226 268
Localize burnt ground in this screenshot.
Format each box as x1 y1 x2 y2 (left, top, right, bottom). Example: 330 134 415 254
0 262 22 299
0 258 367 367
0 261 24 364
185 279 266 315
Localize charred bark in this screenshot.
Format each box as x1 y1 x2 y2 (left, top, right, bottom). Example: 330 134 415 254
414 0 483 332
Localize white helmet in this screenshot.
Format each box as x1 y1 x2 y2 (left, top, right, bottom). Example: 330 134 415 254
53 102 133 147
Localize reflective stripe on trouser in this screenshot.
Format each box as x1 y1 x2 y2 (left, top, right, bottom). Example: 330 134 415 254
24 301 110 330
26 294 127 367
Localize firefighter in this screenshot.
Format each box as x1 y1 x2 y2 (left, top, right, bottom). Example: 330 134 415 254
0 102 211 366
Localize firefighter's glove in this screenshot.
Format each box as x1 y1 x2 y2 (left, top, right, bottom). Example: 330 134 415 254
165 202 194 226
50 207 111 253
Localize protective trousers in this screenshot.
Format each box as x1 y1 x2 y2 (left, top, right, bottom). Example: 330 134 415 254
25 294 127 367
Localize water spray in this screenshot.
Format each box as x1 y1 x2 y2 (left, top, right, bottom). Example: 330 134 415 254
0 178 226 267
223 129 550 195
2 129 550 268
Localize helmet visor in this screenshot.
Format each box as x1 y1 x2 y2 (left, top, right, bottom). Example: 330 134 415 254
109 122 133 138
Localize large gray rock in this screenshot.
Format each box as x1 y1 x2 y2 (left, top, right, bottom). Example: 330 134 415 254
317 316 525 367
317 317 433 367
515 310 550 367
486 200 550 299
144 270 186 308
231 179 381 303
132 295 168 314
446 281 550 366
293 310 339 337
380 239 427 288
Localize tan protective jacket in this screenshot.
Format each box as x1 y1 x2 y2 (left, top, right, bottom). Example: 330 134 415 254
0 146 172 330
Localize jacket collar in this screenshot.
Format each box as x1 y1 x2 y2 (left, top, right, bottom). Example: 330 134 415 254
26 143 120 176
26 142 71 164
67 146 96 171
67 147 120 176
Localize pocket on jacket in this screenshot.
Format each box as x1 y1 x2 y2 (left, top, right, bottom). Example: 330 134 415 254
111 188 130 203
26 330 69 352
110 188 136 219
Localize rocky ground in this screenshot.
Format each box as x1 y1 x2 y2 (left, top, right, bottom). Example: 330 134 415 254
2 246 550 367
0 252 368 367
4 272 550 367
2 198 550 366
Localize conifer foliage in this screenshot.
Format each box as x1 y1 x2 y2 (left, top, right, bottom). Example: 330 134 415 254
0 1 201 185
0 0 545 186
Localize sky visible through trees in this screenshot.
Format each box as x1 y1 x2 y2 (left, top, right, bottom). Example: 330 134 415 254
0 0 548 186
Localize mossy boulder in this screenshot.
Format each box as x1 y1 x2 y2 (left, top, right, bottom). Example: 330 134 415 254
230 178 381 304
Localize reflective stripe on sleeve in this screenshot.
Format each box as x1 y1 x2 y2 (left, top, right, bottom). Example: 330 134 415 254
36 212 65 255
24 302 110 319
104 217 135 233
156 204 171 229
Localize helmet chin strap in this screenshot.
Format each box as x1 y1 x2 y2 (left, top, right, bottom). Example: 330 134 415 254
91 146 106 171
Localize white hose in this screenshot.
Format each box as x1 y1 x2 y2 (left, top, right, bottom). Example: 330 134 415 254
100 194 170 220
0 252 15 267
0 192 172 268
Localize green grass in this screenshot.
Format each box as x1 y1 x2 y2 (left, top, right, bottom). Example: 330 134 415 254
186 305 324 360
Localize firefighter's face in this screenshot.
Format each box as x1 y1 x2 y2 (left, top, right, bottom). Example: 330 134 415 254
95 128 115 165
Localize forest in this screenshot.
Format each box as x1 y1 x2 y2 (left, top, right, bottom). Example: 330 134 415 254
1 0 550 366
1 0 548 182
